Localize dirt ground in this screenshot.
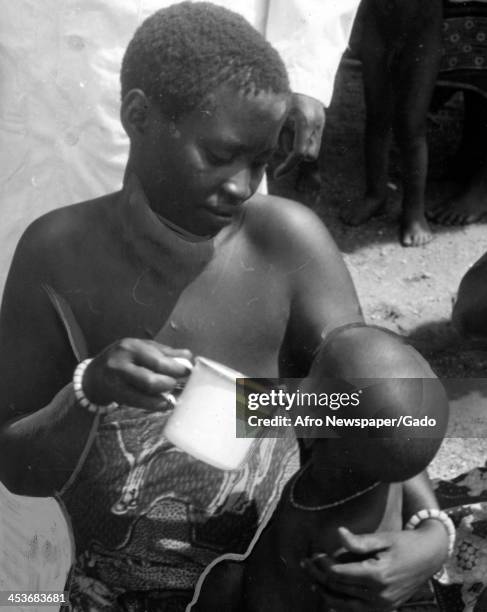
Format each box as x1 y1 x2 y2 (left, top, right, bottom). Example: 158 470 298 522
271 60 487 482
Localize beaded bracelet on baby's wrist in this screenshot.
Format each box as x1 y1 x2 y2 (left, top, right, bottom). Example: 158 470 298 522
73 358 119 415
405 508 456 559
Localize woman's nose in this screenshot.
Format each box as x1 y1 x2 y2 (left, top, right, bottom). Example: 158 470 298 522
222 167 258 202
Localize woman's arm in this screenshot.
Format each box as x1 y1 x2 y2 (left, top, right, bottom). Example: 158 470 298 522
402 470 440 519
270 199 363 378
0 217 191 496
303 472 449 611
0 218 88 495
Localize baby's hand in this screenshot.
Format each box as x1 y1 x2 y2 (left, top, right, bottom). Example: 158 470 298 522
274 93 325 178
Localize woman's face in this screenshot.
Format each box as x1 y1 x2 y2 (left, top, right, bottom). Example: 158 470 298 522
136 85 289 237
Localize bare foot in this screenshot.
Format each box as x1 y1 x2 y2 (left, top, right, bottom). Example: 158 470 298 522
428 162 487 225
428 188 487 226
341 195 386 226
400 212 433 247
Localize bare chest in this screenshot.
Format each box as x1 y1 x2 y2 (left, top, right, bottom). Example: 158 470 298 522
56 233 291 376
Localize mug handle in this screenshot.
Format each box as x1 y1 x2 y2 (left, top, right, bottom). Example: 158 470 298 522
162 356 194 407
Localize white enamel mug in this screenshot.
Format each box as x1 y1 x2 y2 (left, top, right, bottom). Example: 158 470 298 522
163 356 255 471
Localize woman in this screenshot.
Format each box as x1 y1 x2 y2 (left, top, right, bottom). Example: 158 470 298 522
0 4 449 610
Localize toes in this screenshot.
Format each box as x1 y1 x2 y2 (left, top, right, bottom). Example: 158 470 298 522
443 212 464 225
401 233 413 247
434 211 456 225
402 234 432 247
419 232 434 246
438 213 454 225
463 214 477 225
400 226 433 247
430 208 450 224
427 201 462 225
426 207 443 222
429 203 487 226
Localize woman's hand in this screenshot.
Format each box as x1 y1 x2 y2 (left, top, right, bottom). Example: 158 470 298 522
82 338 193 411
303 521 449 611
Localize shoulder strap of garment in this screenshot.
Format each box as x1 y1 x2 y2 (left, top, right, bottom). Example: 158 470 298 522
42 283 89 362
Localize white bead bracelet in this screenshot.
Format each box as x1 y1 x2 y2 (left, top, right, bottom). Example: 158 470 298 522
73 358 119 415
405 508 456 558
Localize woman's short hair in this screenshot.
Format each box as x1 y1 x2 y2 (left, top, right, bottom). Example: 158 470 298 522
121 2 290 118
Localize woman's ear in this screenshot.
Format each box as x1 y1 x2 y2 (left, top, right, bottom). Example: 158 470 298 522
120 89 151 138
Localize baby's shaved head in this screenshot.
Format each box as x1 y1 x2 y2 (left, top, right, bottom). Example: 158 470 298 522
309 325 449 482
319 324 434 379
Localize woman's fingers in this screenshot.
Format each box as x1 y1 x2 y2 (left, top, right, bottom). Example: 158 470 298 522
304 559 392 612
304 526 445 611
305 529 391 589
313 556 386 591
82 338 194 408
301 528 396 610
303 556 376 592
130 341 193 378
304 558 366 596
120 362 178 395
112 385 174 412
144 340 193 362
336 527 392 557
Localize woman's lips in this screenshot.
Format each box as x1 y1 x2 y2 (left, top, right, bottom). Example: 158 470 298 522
203 202 242 219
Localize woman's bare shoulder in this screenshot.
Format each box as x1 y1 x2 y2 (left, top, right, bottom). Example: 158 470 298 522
19 193 119 256
3 192 120 298
245 192 318 227
243 193 336 262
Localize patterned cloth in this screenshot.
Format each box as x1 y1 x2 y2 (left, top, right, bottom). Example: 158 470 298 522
439 0 487 96
60 407 298 611
432 464 487 612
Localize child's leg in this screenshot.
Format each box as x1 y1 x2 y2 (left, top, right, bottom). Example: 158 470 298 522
392 1 442 246
430 92 487 225
343 2 394 225
449 90 487 181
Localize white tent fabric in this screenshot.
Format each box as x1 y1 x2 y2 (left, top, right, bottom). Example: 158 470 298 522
0 481 73 611
0 0 359 291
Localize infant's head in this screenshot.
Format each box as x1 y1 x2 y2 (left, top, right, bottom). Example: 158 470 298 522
309 325 449 483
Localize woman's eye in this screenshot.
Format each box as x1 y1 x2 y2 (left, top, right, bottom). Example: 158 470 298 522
206 150 233 165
